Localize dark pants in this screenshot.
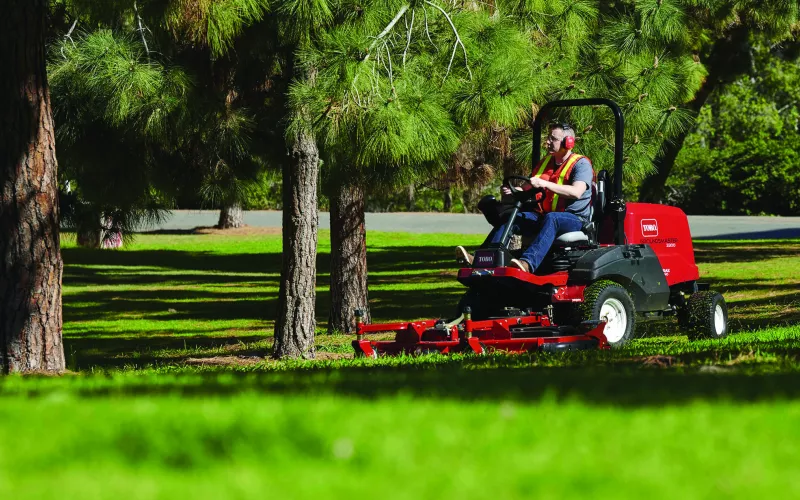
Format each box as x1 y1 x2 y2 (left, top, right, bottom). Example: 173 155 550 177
484 211 583 271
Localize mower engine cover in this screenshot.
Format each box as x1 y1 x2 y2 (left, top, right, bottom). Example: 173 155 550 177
620 203 700 287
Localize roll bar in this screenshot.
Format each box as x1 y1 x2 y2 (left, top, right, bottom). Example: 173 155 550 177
532 98 626 244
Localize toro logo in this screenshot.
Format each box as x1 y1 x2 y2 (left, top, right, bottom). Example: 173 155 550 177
641 219 659 237
477 255 494 265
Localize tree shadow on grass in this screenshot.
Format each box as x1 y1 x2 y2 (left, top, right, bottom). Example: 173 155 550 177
368 288 466 321
695 229 800 241
60 240 800 374
64 289 277 323
62 244 467 327
62 334 270 371
63 247 288 276
23 360 800 406
61 243 468 365
704 278 800 330
63 244 461 280
366 245 458 273
693 241 800 264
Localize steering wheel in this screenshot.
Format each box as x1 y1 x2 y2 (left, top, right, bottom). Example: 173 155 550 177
502 175 544 202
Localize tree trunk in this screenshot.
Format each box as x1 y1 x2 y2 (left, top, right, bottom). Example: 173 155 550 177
218 202 244 229
76 226 101 249
328 182 369 334
406 183 415 211
638 77 718 203
443 186 452 212
273 125 319 359
0 0 66 374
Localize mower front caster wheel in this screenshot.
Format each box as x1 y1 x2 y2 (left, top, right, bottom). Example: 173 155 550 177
685 291 728 340
355 347 378 359
581 280 636 348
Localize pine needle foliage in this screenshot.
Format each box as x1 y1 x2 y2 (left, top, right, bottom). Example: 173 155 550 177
293 0 742 193
49 1 280 232
52 0 800 208
51 30 192 238
165 0 270 57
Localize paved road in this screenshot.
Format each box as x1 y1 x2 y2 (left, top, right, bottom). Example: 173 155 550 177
148 210 800 239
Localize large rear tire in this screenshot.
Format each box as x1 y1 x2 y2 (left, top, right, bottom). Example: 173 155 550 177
686 291 728 340
580 280 636 348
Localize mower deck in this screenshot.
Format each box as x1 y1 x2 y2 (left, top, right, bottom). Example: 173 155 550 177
353 313 609 357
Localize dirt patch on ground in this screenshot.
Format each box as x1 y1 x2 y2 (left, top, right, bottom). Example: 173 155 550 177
315 352 353 361
184 355 268 367
192 225 282 236
183 351 352 367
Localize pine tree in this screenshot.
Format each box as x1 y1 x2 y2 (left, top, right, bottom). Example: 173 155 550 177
291 0 489 333
49 1 273 240
668 35 800 213
298 0 711 334
629 0 800 202
270 0 331 358
51 29 190 244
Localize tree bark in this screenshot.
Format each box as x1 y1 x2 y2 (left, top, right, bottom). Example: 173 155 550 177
443 186 452 212
406 183 415 211
328 182 369 334
0 0 66 374
76 226 101 249
217 202 244 229
273 125 319 359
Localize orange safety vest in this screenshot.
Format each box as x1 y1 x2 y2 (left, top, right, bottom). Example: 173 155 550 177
530 153 592 213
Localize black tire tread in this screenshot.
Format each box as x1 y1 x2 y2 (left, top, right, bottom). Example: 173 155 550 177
580 280 636 347
686 291 727 340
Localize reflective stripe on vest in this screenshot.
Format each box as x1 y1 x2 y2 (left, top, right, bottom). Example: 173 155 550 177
544 154 585 213
531 155 553 177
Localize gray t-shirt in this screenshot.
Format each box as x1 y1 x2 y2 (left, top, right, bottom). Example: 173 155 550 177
564 158 593 222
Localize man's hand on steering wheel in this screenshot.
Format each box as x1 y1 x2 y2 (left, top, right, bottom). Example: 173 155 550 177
501 185 522 196
502 175 544 202
529 176 548 190
501 175 549 196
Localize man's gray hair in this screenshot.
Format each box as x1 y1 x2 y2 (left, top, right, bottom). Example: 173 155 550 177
550 123 575 139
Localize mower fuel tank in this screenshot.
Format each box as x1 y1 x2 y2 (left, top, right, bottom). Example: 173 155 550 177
570 245 670 312
623 203 700 287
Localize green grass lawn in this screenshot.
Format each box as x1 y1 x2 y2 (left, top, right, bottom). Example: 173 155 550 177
1 231 799 498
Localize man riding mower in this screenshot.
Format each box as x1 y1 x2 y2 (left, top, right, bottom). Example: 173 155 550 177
456 121 593 275
352 98 729 358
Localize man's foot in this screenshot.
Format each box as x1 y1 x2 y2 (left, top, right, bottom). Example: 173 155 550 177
510 258 532 273
455 246 473 266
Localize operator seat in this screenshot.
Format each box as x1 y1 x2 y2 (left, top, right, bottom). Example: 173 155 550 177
553 169 607 245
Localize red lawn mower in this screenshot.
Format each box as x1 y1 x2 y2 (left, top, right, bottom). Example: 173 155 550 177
353 98 728 357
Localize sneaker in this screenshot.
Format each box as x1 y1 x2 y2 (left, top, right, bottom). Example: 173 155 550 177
510 258 532 273
455 246 474 265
